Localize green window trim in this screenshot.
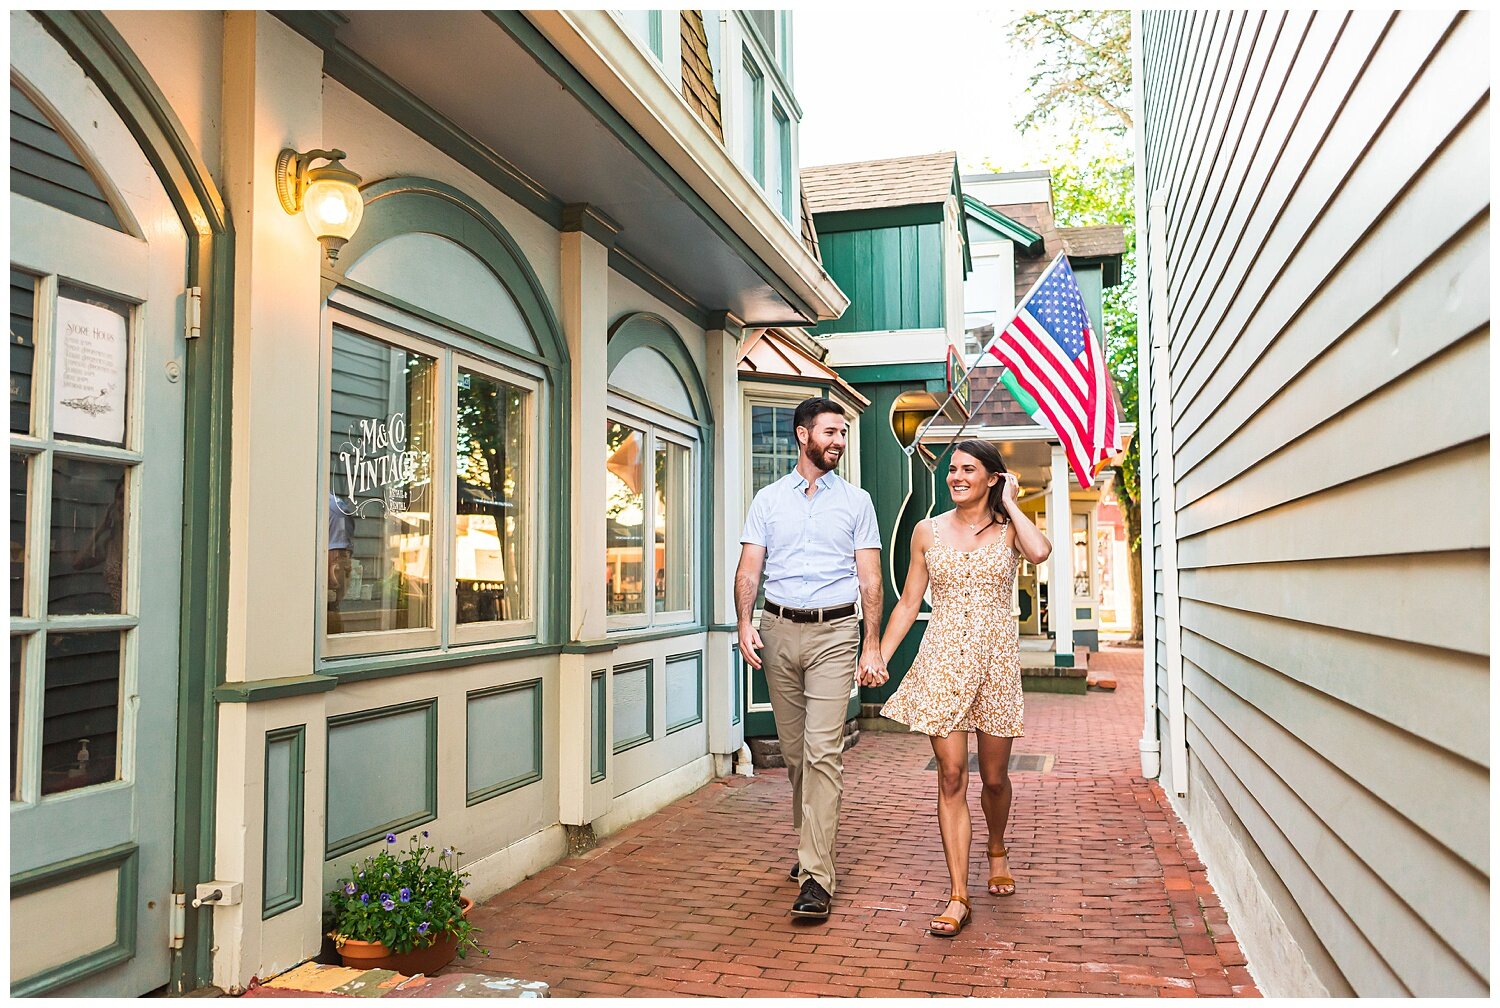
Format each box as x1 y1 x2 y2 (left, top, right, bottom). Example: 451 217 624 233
10 842 139 996
771 98 792 221
262 725 306 919
464 679 544 806
741 49 765 186
730 644 743 726
324 699 438 859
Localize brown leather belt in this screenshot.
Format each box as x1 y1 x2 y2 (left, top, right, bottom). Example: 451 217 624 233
764 600 857 624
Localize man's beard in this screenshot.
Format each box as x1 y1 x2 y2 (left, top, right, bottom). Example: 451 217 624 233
807 444 841 472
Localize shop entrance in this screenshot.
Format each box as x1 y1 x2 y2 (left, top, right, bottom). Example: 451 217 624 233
9 18 188 996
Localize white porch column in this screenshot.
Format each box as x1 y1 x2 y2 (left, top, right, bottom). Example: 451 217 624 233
704 315 745 767
214 13 325 991
558 206 619 827
1047 444 1074 664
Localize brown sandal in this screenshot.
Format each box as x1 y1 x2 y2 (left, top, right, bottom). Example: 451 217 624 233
928 893 971 937
988 844 1016 897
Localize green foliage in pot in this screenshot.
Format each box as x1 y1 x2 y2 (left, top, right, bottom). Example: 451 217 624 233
326 831 484 958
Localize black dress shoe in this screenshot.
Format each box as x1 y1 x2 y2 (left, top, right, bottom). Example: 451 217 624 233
789 861 801 881
791 877 831 919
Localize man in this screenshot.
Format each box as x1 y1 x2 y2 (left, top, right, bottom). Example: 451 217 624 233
736 397 888 921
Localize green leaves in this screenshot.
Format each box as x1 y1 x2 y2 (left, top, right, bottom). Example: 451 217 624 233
325 832 486 957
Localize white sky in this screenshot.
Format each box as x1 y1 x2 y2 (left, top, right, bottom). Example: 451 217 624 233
792 8 1069 173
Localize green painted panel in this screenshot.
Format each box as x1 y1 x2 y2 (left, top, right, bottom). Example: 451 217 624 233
917 223 944 326
10 842 139 996
612 660 653 753
465 680 543 805
664 651 703 734
325 700 437 858
730 645 742 726
899 226 922 325
590 671 606 782
810 222 945 336
262 726 305 919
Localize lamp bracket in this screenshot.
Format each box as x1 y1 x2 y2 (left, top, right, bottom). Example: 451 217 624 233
275 148 349 214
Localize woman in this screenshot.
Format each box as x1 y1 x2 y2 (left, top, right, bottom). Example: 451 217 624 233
879 440 1052 937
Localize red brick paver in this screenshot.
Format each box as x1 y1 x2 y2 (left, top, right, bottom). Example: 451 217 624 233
464 643 1259 997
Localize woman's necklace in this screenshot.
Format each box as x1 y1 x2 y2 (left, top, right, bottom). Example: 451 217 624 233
960 509 995 536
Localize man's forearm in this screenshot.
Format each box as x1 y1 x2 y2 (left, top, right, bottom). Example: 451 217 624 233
859 575 883 649
734 564 761 627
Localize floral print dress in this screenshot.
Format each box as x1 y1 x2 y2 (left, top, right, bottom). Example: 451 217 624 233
881 517 1024 738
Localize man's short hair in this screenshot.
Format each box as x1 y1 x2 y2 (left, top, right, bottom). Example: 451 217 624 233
793 396 846 432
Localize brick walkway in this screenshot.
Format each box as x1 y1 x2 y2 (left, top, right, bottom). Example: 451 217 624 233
463 643 1258 997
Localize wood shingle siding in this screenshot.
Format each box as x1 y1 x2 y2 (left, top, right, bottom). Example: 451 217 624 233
1140 8 1488 997
679 11 723 143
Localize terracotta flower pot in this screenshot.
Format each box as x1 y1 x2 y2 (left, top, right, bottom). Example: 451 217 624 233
336 896 474 975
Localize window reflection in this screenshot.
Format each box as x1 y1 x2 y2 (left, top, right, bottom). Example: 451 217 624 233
48 457 126 615
41 631 121 796
605 421 646 616
655 440 690 612
327 327 435 635
455 369 528 625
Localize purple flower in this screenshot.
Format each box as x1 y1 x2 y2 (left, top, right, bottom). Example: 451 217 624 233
442 847 454 858
421 830 429 838
425 900 432 910
399 887 412 902
385 833 397 844
358 871 364 879
416 922 431 936
360 893 370 904
381 897 396 911
344 882 357 896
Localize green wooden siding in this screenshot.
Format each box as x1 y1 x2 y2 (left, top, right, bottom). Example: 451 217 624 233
810 223 945 335
1072 264 1105 338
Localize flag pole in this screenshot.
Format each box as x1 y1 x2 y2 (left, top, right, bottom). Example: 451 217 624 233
904 252 1071 465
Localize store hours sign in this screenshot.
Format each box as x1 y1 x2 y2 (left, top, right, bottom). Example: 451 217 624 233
53 296 129 445
335 412 428 516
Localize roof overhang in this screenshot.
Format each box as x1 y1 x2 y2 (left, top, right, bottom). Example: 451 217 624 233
280 10 847 328
961 195 1045 255
737 328 871 409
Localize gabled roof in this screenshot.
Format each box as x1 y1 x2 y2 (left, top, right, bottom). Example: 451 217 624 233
737 328 870 408
800 151 959 215
962 195 1044 254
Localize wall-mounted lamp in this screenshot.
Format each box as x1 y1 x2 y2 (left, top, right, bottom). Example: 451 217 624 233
275 148 365 261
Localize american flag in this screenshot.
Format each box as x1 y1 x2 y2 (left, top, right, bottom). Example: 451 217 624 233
984 254 1121 487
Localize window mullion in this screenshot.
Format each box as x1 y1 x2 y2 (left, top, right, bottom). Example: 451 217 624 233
437 349 455 649
645 427 659 626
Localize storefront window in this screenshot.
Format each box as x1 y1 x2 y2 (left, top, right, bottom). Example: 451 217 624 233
327 326 436 636
455 368 529 626
655 439 691 613
606 421 646 616
607 415 695 628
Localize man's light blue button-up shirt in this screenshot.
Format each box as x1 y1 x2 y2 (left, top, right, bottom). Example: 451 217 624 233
740 469 882 609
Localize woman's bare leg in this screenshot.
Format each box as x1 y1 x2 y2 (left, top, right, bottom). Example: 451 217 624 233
929 730 972 931
976 732 1016 895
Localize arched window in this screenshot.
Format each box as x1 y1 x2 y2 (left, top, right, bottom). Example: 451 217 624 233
319 178 565 659
605 313 710 631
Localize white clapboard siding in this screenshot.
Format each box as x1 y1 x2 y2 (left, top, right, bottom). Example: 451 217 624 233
1140 7 1489 997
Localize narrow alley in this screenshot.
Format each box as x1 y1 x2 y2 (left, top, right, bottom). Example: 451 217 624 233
459 643 1259 998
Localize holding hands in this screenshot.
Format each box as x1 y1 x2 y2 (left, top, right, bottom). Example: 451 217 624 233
858 648 888 688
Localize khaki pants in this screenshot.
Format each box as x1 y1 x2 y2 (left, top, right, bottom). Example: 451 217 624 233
759 608 860 894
